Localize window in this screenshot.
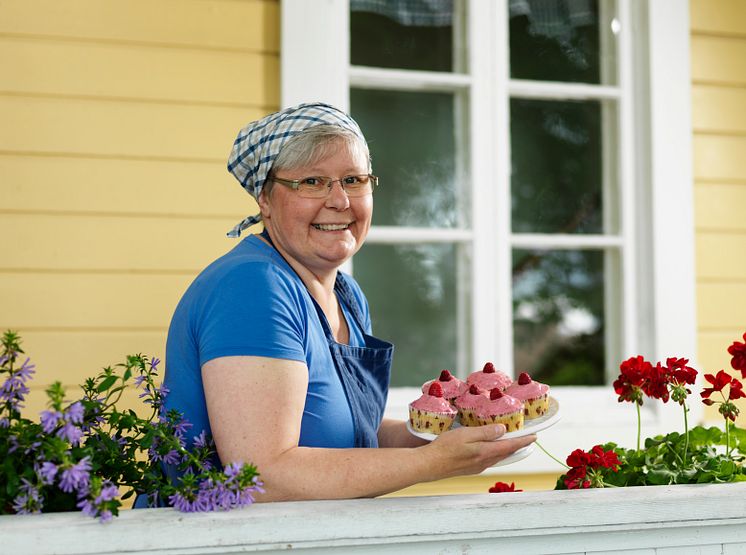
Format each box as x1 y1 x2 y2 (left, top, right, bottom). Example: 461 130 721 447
281 0 696 471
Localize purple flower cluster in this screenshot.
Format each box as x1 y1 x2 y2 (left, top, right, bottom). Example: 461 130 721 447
168 463 264 512
77 480 119 523
12 479 43 514
59 457 92 493
39 401 85 445
0 356 35 422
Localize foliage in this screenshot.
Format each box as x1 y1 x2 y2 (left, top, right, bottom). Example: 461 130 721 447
553 332 746 490
0 330 263 521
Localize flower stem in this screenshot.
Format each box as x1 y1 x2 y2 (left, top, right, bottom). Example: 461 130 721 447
636 402 641 452
726 417 731 458
682 402 689 462
535 440 570 469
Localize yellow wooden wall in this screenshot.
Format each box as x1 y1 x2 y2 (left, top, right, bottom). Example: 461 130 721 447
3 0 746 499
691 0 746 421
0 0 279 414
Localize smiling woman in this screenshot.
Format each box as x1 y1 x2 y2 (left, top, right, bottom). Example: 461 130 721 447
133 102 536 505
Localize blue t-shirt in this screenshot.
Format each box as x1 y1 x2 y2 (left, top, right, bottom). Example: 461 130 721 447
162 234 372 452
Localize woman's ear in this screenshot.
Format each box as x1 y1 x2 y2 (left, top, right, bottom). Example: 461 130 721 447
257 189 271 219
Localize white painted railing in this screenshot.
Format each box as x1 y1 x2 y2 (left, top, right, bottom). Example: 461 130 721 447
3 483 746 554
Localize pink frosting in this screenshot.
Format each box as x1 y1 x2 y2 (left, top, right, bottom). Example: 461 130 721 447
410 393 457 415
454 388 489 410
476 393 523 418
422 377 467 399
505 379 549 401
466 370 513 391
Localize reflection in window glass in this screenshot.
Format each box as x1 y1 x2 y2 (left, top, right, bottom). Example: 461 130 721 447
351 89 465 228
350 1 454 71
511 98 607 234
512 249 605 386
354 243 466 387
509 0 617 85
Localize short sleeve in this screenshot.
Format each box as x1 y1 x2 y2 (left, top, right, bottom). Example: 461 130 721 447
194 262 310 366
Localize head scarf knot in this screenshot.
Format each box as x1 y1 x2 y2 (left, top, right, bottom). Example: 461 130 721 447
225 102 366 238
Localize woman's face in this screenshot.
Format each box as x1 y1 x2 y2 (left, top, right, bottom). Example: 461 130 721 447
258 139 373 278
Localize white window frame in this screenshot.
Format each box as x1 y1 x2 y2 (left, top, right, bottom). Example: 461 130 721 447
281 0 696 473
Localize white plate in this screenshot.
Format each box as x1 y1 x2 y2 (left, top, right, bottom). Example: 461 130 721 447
492 442 535 467
406 396 561 442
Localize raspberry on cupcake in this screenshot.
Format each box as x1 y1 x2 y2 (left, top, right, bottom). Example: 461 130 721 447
422 369 467 405
505 372 550 419
466 362 513 392
409 382 458 434
454 384 489 427
475 388 524 431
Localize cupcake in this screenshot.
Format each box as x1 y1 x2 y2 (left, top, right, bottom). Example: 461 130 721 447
409 382 458 434
422 369 468 405
475 388 525 432
467 362 513 392
505 372 550 419
454 384 489 427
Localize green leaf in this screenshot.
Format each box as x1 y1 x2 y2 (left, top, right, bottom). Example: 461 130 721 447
96 375 118 392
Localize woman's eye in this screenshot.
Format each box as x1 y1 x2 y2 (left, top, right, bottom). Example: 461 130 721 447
302 177 320 186
343 176 361 185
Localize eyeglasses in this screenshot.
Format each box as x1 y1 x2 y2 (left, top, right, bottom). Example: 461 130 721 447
271 174 378 199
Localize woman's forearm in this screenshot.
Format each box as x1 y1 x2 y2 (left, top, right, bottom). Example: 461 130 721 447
377 418 429 448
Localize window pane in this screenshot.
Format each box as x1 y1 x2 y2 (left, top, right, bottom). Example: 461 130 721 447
350 1 457 72
509 0 618 85
512 249 605 386
351 89 466 228
511 98 612 234
354 243 468 387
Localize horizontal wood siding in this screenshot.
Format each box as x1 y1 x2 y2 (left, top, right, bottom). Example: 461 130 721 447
0 0 280 419
691 0 746 418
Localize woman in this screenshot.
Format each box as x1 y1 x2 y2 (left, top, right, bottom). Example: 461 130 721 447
161 102 535 502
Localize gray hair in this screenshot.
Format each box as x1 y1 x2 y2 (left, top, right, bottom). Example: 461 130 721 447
265 125 371 197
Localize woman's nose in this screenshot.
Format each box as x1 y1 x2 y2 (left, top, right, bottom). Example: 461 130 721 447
325 181 351 209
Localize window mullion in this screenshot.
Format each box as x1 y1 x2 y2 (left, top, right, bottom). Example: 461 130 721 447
617 0 639 362
493 0 514 375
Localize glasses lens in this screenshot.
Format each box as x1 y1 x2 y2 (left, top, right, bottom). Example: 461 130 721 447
295 175 376 198
297 177 330 198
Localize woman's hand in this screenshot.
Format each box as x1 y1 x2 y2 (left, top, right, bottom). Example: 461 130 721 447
421 424 536 480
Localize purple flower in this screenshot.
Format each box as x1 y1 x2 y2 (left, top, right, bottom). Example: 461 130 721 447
40 409 62 433
133 375 147 388
12 479 43 515
38 462 58 485
0 417 8 428
58 422 84 445
59 457 91 493
193 430 208 449
77 481 118 523
150 357 161 371
65 401 84 424
0 359 34 410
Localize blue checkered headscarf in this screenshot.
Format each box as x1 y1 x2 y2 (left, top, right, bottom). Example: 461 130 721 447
226 102 367 238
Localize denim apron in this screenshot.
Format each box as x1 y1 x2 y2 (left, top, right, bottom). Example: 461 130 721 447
261 230 393 447
134 234 393 507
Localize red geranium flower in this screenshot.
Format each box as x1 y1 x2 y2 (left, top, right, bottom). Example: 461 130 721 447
613 356 652 405
642 362 670 402
563 466 590 490
563 445 620 489
728 378 746 401
701 370 734 399
566 448 591 469
589 445 621 469
728 333 746 377
666 357 697 385
488 481 522 493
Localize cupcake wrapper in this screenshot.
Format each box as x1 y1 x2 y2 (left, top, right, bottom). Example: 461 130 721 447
409 407 456 434
523 394 550 419
475 411 524 431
